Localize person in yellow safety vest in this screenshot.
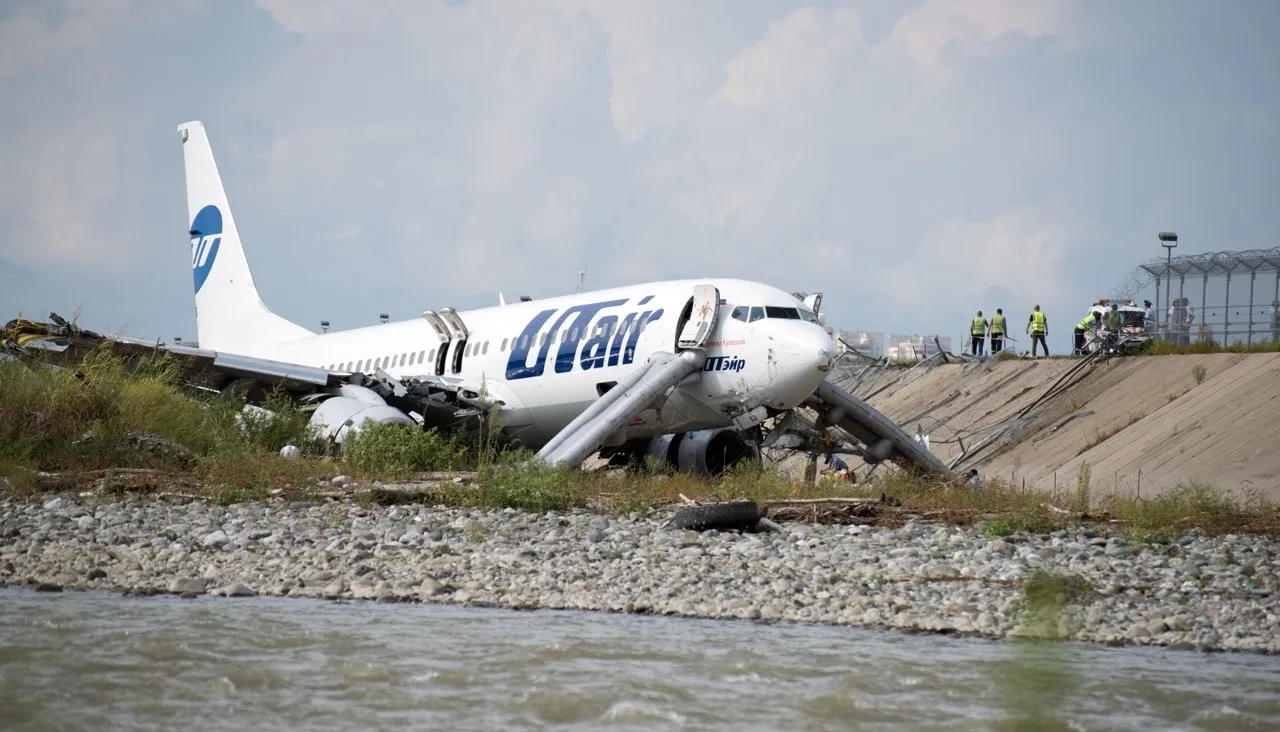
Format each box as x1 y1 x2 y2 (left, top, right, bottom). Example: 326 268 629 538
970 310 988 356
1027 305 1048 358
989 308 1007 354
1073 310 1098 355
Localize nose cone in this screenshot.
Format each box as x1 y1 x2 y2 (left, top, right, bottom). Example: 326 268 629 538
766 324 837 409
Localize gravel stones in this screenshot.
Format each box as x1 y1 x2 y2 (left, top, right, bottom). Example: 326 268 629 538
1 494 1277 654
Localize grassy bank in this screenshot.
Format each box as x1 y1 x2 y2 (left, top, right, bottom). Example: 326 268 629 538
1 348 1275 540
1137 338 1280 356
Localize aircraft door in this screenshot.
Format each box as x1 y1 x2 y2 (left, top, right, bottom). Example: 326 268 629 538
439 308 470 375
421 311 452 375
806 293 823 316
677 284 721 350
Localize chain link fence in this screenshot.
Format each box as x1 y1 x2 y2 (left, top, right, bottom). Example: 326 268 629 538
1109 247 1280 347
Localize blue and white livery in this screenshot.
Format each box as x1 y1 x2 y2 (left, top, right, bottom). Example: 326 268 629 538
173 120 841 475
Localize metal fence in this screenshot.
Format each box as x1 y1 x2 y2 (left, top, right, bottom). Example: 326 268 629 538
835 331 953 361
1112 247 1280 347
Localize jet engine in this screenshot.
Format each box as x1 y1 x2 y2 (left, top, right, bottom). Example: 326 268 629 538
306 384 417 448
606 427 761 477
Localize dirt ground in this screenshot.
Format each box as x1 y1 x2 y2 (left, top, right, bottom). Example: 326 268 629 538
808 353 1280 501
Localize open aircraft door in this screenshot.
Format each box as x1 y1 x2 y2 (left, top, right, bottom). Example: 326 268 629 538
677 284 721 350
806 293 822 316
793 291 823 316
421 311 452 343
421 311 453 374
439 308 470 374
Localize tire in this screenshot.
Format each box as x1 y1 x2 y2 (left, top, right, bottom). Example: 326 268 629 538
669 501 761 532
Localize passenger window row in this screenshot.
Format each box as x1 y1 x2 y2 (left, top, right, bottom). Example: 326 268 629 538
318 318 657 374
323 347 439 374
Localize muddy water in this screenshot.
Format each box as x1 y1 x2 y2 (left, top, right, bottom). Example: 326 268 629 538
1 588 1277 731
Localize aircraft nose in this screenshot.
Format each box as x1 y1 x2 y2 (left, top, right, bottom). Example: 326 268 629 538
767 326 837 409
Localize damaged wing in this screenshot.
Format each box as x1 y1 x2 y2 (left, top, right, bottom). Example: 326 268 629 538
3 314 344 394
2 312 494 448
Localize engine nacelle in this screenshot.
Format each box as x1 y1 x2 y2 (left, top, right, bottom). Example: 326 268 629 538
639 427 761 477
308 387 417 448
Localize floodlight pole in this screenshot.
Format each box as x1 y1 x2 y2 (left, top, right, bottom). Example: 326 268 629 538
1159 232 1178 341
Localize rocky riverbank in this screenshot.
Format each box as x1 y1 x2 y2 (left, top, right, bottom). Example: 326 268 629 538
2 493 1277 654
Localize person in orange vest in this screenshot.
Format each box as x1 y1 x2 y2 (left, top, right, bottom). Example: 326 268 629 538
969 310 988 356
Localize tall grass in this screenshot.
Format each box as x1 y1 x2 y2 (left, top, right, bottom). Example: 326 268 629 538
1136 338 1279 356
0 347 333 493
345 422 472 479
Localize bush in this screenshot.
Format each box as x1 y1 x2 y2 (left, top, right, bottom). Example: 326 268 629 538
344 421 470 479
0 349 212 470
226 389 329 457
454 450 588 512
0 347 329 480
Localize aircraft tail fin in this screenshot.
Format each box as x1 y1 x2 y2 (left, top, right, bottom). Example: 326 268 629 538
178 121 312 350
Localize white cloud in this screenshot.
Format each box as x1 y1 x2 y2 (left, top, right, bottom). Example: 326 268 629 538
530 0 744 144
0 1 205 81
228 0 1097 311
3 0 1276 344
0 123 124 271
712 7 864 109
253 0 412 39
889 0 1077 71
876 207 1075 318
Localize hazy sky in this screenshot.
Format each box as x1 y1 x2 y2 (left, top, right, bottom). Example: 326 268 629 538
3 0 1278 350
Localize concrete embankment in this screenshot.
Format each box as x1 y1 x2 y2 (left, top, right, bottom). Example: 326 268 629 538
847 353 1280 499
3 494 1278 654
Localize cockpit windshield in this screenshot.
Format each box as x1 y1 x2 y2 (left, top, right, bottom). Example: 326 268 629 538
730 304 820 324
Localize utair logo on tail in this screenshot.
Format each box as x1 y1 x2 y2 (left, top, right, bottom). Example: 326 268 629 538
506 295 664 380
190 204 222 294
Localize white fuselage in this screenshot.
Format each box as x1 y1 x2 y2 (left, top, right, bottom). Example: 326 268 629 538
175 119 836 449
233 278 836 446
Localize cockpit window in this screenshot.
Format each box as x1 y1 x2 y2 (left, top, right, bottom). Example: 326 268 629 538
733 304 819 323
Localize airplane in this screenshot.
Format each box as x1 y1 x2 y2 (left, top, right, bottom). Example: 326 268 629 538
37 120 947 479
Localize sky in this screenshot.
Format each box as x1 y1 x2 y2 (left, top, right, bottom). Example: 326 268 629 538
3 0 1279 351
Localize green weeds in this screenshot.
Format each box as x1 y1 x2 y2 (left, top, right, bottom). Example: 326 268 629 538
1137 338 1279 356
345 422 471 479
0 347 333 495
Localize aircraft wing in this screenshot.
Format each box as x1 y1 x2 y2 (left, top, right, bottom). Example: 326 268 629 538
3 312 346 394
111 335 342 390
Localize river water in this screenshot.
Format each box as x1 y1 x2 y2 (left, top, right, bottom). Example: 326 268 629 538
1 589 1277 731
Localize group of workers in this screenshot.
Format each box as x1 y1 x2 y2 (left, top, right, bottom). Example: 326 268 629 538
967 305 1050 357
968 298 1161 358
1070 298 1153 355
